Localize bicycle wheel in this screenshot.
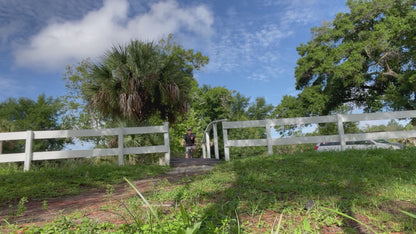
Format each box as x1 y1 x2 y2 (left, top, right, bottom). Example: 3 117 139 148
188 147 193 158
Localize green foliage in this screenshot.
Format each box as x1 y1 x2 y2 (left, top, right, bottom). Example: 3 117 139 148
230 92 250 120
16 196 28 217
321 206 377 233
362 119 408 132
3 148 416 233
315 105 360 135
170 109 205 155
171 85 273 158
63 34 208 126
400 209 416 219
226 97 273 158
0 95 66 153
0 95 62 131
273 95 302 118
42 200 48 210
124 177 160 222
0 159 167 203
193 85 234 123
293 0 416 115
246 97 273 120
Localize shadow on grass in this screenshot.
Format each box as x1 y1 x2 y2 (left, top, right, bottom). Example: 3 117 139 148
196 148 416 233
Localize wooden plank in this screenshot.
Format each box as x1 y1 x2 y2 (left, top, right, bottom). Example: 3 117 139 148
223 120 267 129
271 135 340 145
0 153 25 163
226 130 416 147
223 115 337 129
223 111 416 130
163 122 170 165
34 126 167 139
123 126 166 134
24 131 34 171
226 139 268 147
34 128 118 139
124 145 167 154
270 115 337 126
33 148 120 160
0 131 27 141
342 110 416 122
33 146 169 161
118 128 124 166
344 130 416 141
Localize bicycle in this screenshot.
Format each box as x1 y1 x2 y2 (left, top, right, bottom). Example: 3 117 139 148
185 144 197 158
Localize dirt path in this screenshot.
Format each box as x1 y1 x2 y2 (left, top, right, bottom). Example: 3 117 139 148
0 158 220 229
0 171 202 229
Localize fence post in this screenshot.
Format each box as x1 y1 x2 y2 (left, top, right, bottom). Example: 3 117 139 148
222 124 230 161
213 123 220 159
163 122 170 166
337 114 346 151
205 131 211 158
202 144 206 158
24 130 33 171
118 128 124 166
266 120 273 155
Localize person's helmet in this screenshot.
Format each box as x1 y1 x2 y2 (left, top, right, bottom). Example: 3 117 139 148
187 128 192 131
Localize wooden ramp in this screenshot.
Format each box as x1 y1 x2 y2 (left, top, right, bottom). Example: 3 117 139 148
168 158 221 174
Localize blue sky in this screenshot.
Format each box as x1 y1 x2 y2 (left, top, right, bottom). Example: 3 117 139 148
0 0 348 106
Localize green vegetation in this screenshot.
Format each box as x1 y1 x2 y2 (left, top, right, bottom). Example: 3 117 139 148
0 159 168 203
63 34 209 126
0 94 65 154
278 0 416 117
2 148 416 233
1 1 416 232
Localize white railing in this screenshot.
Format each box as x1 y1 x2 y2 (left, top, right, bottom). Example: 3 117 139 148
222 110 416 160
201 119 227 159
0 123 170 171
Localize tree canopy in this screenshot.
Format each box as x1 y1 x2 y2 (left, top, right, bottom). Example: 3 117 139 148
286 0 416 117
65 35 208 125
0 95 65 153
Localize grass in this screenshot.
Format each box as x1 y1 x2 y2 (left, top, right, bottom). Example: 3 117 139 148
0 158 168 203
1 148 416 233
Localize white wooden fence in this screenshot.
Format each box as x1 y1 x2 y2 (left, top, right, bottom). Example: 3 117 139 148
0 123 170 171
222 110 416 160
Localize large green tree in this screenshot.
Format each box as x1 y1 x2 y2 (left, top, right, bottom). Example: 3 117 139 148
230 92 250 120
0 95 65 153
247 97 274 120
193 85 235 123
293 0 416 116
65 35 208 125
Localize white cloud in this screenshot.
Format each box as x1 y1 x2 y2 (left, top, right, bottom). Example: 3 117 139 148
14 0 214 71
206 0 346 83
207 22 289 81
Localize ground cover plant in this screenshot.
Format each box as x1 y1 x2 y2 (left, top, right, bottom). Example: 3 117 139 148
0 158 168 203
1 148 416 233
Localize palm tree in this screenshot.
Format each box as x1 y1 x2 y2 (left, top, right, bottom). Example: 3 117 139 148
81 37 208 124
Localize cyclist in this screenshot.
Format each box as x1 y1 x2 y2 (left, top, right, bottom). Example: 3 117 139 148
181 128 198 158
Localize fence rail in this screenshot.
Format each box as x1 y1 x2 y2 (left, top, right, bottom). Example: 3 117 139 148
222 110 416 160
0 123 170 171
